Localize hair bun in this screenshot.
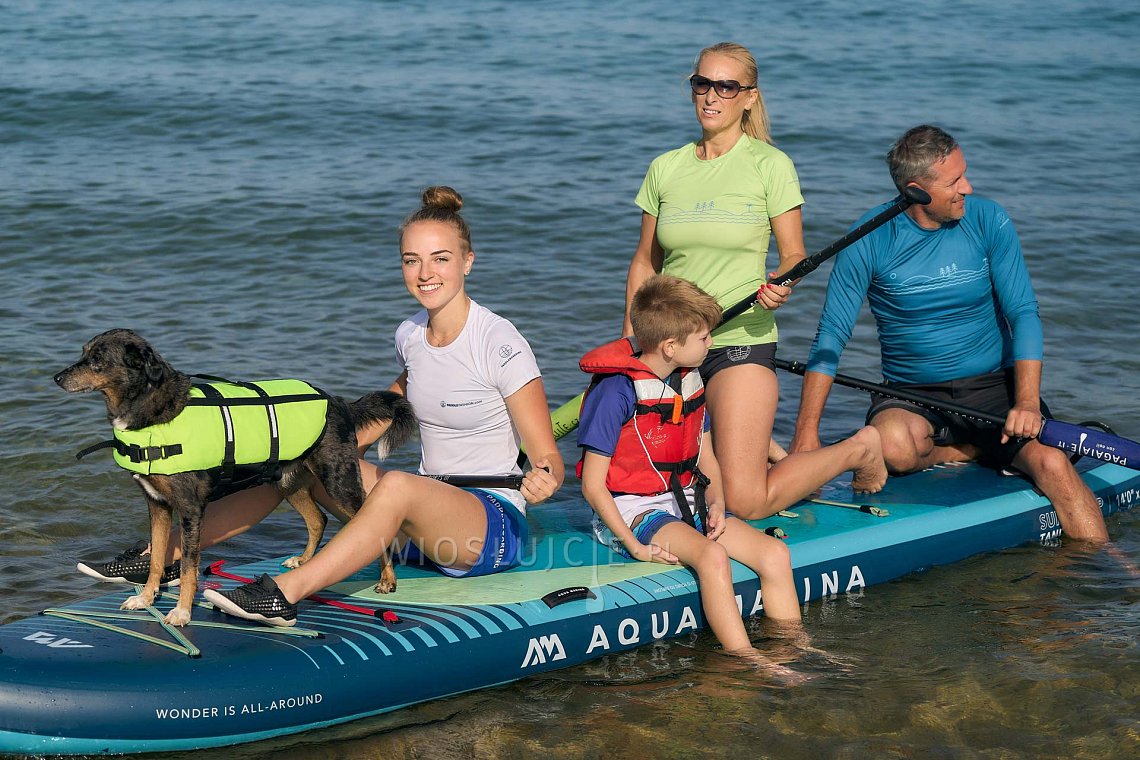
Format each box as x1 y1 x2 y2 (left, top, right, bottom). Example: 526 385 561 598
421 186 463 213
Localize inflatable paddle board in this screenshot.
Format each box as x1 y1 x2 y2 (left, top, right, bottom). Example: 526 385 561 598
1 461 1137 755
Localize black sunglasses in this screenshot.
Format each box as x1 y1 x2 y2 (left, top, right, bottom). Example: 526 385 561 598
689 74 756 99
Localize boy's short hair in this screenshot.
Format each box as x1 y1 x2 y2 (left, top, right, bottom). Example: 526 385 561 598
630 275 722 351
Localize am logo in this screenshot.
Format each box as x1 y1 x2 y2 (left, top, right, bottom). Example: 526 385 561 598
520 633 566 668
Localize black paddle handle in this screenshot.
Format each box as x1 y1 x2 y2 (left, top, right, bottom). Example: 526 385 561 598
719 185 932 326
775 358 1006 427
422 474 525 489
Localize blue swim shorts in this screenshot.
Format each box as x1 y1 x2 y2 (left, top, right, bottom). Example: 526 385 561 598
400 489 529 578
593 509 705 561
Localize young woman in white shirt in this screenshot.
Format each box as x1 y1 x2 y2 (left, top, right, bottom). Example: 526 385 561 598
205 186 564 625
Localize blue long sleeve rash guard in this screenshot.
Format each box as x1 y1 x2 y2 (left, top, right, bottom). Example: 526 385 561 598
806 195 1043 384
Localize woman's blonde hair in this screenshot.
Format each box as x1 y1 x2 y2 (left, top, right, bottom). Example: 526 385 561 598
694 42 771 144
398 186 473 251
631 275 722 353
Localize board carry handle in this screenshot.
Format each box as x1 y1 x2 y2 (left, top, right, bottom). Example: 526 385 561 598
541 586 597 609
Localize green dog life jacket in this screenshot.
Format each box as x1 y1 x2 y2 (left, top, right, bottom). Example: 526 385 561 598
83 379 330 497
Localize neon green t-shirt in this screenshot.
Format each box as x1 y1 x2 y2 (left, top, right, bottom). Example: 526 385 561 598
635 134 804 348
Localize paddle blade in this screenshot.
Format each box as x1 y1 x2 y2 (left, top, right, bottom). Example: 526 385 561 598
551 392 584 441
1039 419 1140 470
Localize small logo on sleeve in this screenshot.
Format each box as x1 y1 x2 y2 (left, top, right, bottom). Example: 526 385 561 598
499 344 521 367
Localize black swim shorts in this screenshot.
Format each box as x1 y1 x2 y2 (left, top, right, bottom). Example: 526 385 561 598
699 342 777 384
865 367 1051 470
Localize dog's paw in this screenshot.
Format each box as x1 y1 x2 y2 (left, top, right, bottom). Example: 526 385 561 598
373 577 397 594
164 607 192 627
283 555 306 569
120 594 153 611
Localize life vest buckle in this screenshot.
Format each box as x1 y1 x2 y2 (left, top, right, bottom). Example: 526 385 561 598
125 443 184 463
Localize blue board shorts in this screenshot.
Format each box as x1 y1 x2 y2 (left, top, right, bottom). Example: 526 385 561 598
399 489 529 578
592 509 707 560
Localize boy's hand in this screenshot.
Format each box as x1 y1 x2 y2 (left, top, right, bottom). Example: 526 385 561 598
625 539 679 565
520 458 559 504
705 500 727 541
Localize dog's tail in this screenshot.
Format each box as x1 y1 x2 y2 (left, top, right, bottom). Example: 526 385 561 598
350 391 417 459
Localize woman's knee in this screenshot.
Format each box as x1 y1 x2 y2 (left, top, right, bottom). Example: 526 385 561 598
721 471 769 517
360 470 417 516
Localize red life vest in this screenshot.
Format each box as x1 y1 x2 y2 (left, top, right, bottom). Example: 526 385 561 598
575 337 706 499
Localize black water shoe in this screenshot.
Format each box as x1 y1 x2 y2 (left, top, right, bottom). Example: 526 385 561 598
77 540 180 586
204 574 298 627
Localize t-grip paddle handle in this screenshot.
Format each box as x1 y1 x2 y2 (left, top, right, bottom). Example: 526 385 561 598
768 185 932 288
719 185 932 325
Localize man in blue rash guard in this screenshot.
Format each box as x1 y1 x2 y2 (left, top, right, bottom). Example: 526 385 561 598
790 125 1108 542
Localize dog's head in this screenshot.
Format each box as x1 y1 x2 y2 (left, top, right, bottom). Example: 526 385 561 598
55 328 170 396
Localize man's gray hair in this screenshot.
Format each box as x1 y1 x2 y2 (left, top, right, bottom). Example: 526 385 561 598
886 125 959 193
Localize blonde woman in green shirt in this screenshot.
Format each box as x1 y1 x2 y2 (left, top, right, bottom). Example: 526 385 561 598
623 42 886 520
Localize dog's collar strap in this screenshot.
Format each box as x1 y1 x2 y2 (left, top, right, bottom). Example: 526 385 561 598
76 439 184 463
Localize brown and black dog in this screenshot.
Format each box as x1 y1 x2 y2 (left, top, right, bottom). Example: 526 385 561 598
55 328 416 626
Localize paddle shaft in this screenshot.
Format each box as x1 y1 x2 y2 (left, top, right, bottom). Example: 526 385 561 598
547 188 932 441
776 359 1004 426
777 359 1140 470
422 473 525 489
718 185 931 325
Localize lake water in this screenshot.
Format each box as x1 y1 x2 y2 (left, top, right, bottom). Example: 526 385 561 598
2 1 1138 757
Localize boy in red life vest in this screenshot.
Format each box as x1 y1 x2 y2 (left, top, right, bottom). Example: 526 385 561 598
577 275 802 661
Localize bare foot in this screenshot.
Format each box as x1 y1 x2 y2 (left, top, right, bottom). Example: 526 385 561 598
754 621 857 673
849 426 888 493
768 438 789 465
785 632 857 671
725 646 815 685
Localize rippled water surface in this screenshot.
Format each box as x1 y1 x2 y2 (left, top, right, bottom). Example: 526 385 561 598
2 1 1138 757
